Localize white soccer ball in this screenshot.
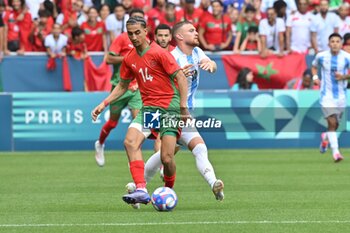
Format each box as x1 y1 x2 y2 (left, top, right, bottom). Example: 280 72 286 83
151 187 178 211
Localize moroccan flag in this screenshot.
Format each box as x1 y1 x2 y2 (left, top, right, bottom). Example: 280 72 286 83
222 53 307 89
62 57 72 92
84 57 112 91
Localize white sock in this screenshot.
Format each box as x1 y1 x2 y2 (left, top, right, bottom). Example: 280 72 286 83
327 131 339 155
192 143 217 188
144 150 162 183
136 188 148 193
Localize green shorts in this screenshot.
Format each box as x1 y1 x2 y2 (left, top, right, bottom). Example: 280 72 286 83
132 106 181 138
109 86 142 115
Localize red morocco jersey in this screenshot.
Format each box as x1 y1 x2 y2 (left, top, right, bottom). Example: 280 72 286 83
120 42 181 109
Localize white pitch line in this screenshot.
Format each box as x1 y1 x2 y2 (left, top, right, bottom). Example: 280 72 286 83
1 220 350 228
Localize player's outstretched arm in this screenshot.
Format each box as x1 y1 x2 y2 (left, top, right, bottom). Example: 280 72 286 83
91 81 129 121
200 58 217 73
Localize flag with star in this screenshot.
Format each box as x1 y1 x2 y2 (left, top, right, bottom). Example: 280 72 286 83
222 53 307 89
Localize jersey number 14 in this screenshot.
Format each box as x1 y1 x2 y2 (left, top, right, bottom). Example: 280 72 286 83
139 68 153 82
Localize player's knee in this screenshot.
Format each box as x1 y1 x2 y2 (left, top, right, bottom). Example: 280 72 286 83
192 143 208 157
124 137 138 151
160 152 174 166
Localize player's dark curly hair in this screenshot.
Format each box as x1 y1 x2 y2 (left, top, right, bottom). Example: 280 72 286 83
126 17 147 28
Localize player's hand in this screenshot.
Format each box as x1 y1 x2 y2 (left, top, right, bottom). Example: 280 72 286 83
313 79 320 86
335 72 344 81
180 107 191 122
91 103 105 121
182 64 194 77
200 60 215 73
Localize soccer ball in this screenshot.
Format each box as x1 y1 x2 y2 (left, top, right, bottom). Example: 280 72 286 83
151 187 178 211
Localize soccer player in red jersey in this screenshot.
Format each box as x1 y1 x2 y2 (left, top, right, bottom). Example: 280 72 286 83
92 16 189 205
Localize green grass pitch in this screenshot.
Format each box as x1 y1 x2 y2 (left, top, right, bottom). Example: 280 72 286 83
1 149 350 233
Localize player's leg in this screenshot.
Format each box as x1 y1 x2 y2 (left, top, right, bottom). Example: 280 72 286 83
95 89 132 166
326 113 343 162
182 129 224 201
144 138 180 183
95 112 120 167
160 134 178 188
322 103 344 162
122 112 153 204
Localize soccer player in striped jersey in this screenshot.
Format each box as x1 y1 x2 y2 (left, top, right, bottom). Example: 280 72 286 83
144 21 225 201
312 32 350 162
92 16 189 205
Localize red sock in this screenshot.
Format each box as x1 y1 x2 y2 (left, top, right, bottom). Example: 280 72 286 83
164 174 176 188
129 160 146 189
99 120 118 144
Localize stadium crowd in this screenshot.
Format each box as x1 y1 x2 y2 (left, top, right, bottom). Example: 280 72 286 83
0 0 349 59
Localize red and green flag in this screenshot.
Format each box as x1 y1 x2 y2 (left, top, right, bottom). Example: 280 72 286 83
222 53 307 89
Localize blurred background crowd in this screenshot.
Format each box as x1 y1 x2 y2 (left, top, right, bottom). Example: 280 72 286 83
0 0 349 58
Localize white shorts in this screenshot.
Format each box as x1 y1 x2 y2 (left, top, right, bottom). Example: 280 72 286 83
129 122 152 138
177 125 201 146
321 98 345 121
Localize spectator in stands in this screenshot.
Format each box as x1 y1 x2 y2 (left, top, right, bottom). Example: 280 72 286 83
147 0 166 26
229 7 239 49
199 0 211 19
105 4 128 42
121 0 133 14
159 2 178 28
284 69 319 90
198 0 232 51
286 0 316 54
80 7 107 52
4 0 33 54
67 26 87 59
42 0 58 19
135 0 153 12
30 9 52 52
342 32 350 53
338 3 350 37
56 0 87 37
44 23 68 58
147 0 166 39
233 5 258 53
259 7 285 57
260 0 297 15
176 0 202 28
26 0 44 20
273 0 287 21
252 0 265 21
311 0 340 52
239 26 261 52
99 4 111 22
232 67 259 90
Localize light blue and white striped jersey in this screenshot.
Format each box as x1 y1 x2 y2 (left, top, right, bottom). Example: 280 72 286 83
171 46 209 109
312 50 350 104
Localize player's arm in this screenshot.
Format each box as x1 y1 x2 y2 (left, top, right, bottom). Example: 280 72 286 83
311 58 320 86
200 58 217 73
91 80 129 121
175 70 190 120
106 52 124 65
